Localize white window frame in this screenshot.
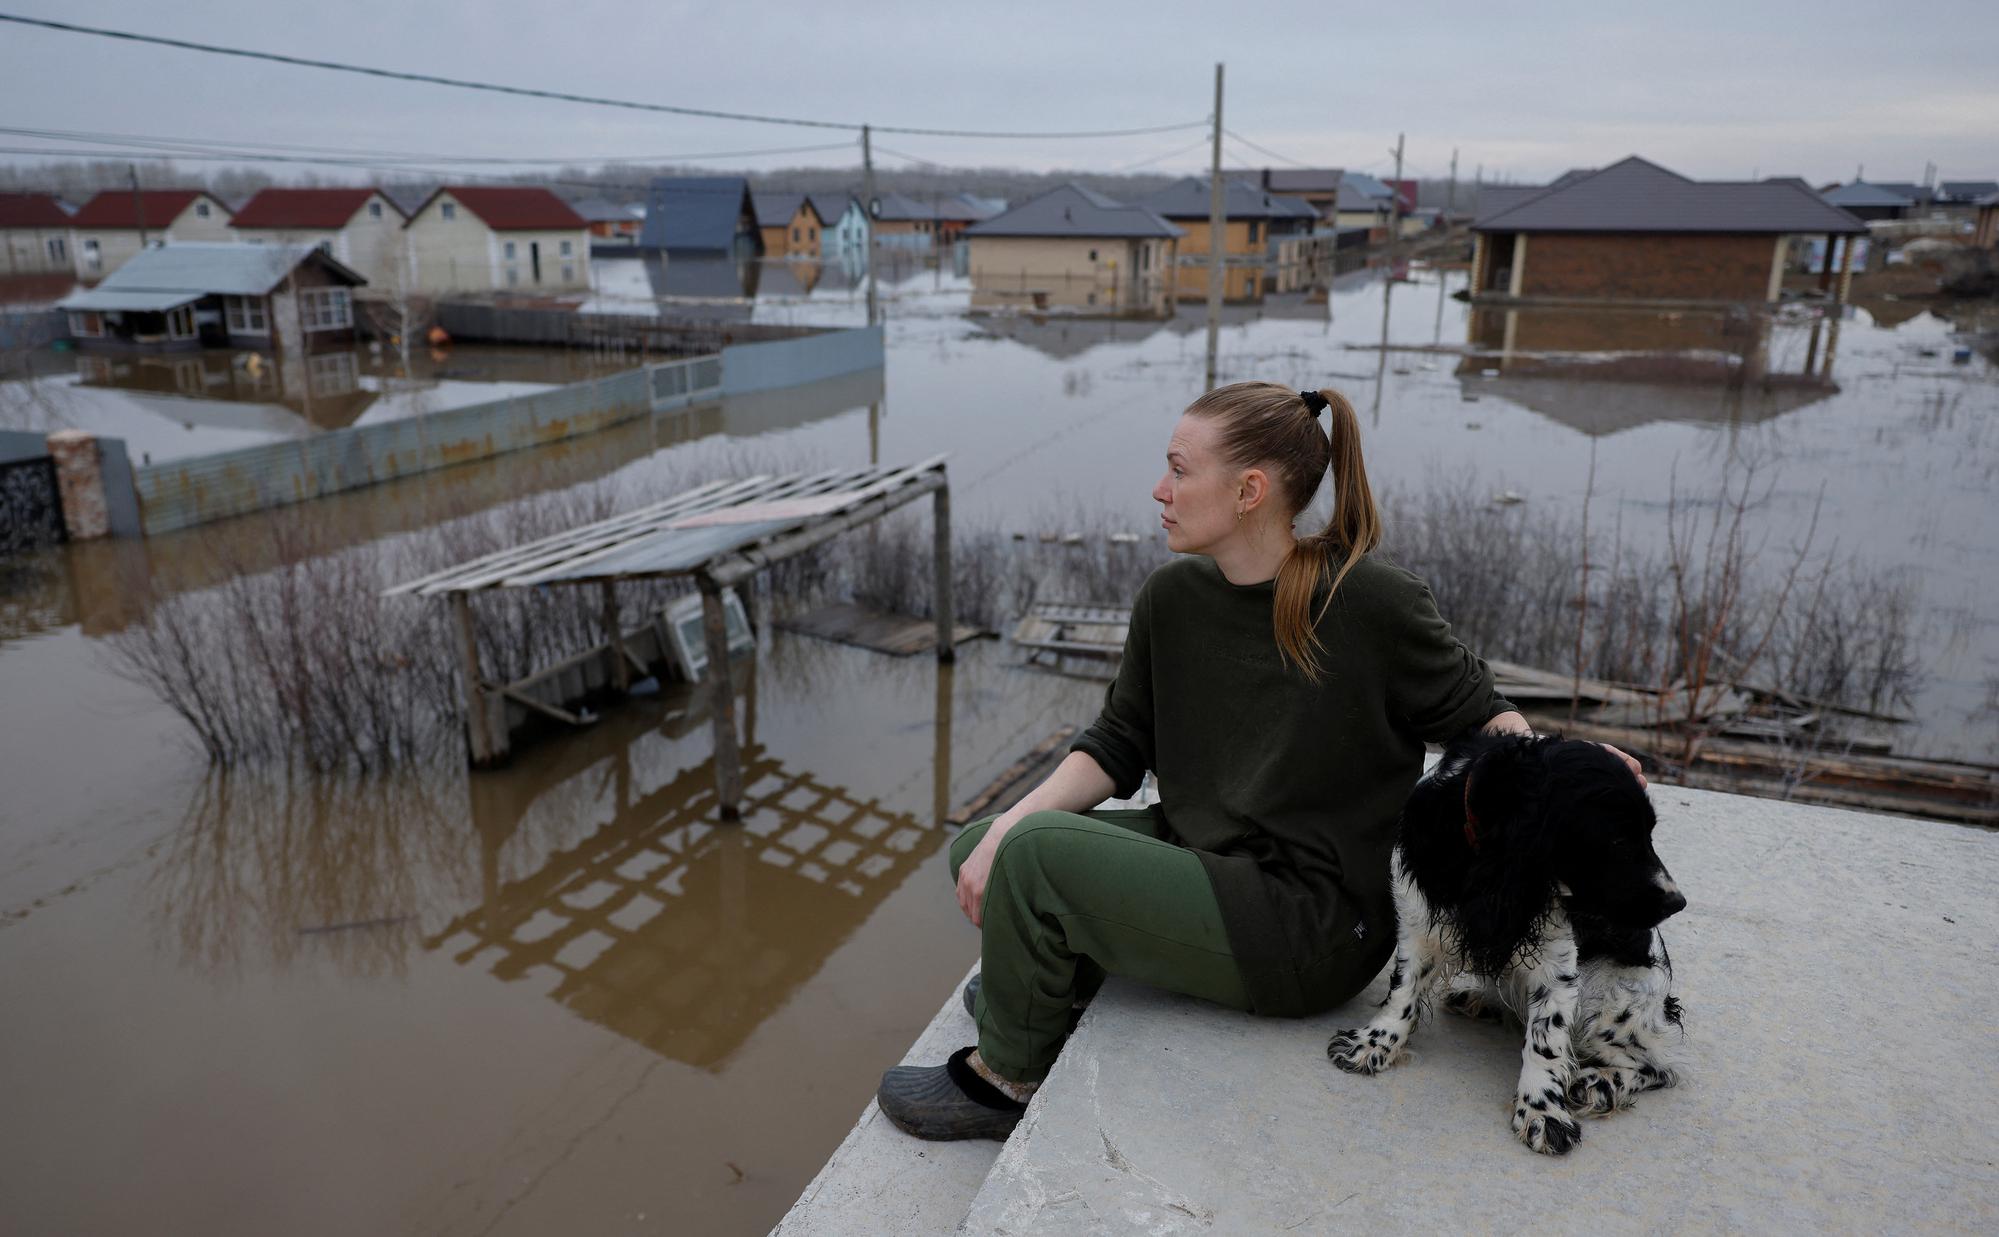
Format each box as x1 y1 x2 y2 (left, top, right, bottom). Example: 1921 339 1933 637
503 240 516 260
83 238 101 271
441 202 457 221
195 201 211 218
299 287 353 332
225 294 268 335
368 201 383 219
46 236 66 262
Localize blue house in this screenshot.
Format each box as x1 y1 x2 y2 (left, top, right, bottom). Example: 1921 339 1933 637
639 177 762 258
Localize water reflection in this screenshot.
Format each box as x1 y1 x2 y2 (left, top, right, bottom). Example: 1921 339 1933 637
1458 304 1841 435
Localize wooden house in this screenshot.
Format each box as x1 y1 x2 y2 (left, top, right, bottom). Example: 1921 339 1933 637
402 186 591 295
1470 157 1868 306
0 192 73 275
1139 176 1318 301
229 187 408 293
963 184 1182 316
58 242 364 355
752 193 826 259
570 197 644 240
68 189 234 281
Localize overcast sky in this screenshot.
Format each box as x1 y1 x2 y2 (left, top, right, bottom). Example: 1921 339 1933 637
2 0 1994 187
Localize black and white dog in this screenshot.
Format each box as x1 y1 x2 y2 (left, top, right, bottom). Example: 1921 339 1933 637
1327 733 1687 1156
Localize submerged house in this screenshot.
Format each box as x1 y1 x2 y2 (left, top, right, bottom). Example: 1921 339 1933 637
1227 168 1345 220
963 183 1182 316
0 192 73 275
810 193 868 255
229 187 409 291
402 186 591 295
1470 157 1868 306
639 176 761 259
1138 177 1319 301
752 193 825 259
68 188 234 280
58 242 364 355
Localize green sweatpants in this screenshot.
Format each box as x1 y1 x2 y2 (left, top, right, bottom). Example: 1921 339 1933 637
949 809 1252 1083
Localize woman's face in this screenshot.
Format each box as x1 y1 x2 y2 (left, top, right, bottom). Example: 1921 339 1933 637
1153 413 1241 555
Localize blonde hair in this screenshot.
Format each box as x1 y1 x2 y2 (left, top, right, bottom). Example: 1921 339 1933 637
1184 380 1381 681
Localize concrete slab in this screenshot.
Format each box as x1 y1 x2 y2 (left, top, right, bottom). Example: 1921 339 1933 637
774 964 998 1236
962 785 1999 1234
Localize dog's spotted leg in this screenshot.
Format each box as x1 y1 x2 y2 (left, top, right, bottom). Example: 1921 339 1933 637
1329 852 1449 1075
1442 977 1505 1023
1570 953 1684 1117
1510 908 1583 1155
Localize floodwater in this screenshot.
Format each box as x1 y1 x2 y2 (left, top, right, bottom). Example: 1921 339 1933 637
0 343 641 465
2 254 1997 1234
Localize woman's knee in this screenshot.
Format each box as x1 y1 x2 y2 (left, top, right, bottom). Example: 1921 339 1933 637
988 810 1080 878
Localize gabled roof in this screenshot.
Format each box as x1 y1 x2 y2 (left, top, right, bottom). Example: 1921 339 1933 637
753 192 821 228
58 242 365 311
71 189 227 229
963 183 1183 240
567 196 644 223
1939 180 1999 202
640 176 755 251
869 190 932 222
808 193 859 226
408 185 585 231
1871 182 1929 203
1140 176 1319 220
1473 156 1868 235
933 193 1002 223
1336 184 1392 213
1473 184 1547 224
231 187 399 229
1255 168 1344 194
1339 171 1396 201
1823 182 1916 209
0 192 70 228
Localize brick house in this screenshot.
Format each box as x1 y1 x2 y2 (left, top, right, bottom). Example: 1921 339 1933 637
69 188 234 281
1471 157 1868 306
1139 176 1319 301
403 186 591 295
229 187 409 292
752 193 826 259
0 192 75 275
963 184 1182 316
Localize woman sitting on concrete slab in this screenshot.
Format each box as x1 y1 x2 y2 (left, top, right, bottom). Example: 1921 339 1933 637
875 381 1644 1141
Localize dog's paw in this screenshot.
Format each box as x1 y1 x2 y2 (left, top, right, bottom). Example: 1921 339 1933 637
1566 1066 1632 1117
1512 1098 1582 1156
1442 986 1503 1022
1326 1025 1401 1075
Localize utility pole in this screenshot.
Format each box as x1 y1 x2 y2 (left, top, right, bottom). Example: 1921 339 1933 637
1203 62 1225 392
862 124 879 327
1387 133 1405 256
1446 148 1459 222
128 164 149 248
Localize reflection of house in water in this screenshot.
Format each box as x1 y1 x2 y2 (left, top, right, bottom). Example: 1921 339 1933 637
427 682 947 1069
1459 304 1842 435
73 348 377 428
641 253 762 321
970 313 1174 361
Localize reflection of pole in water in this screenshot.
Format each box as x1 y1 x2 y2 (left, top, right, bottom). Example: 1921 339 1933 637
1820 314 1843 381
1371 269 1393 423
1433 262 1447 345
868 400 879 466
932 660 954 827
1803 318 1823 376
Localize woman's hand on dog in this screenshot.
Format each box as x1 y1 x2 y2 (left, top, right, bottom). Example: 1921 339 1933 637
1598 743 1647 788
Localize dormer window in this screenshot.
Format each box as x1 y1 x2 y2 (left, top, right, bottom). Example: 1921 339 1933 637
442 202 457 221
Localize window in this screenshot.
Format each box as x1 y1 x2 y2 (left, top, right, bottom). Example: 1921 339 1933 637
166 305 196 339
46 236 65 261
504 241 516 259
1248 221 1261 244
506 267 519 287
559 239 572 256
300 287 353 332
791 226 800 243
83 238 101 271
561 264 574 282
69 311 103 337
308 352 358 396
225 295 268 335
368 201 383 218
1088 248 1098 262
195 201 211 218
318 240 334 256
442 202 457 221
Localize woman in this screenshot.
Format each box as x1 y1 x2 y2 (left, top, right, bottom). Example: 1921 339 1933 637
877 382 1642 1140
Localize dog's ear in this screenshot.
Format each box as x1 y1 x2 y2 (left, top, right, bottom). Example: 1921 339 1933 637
1451 738 1571 977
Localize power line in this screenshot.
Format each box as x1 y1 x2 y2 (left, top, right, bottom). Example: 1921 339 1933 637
1221 129 1317 169
1109 136 1214 173
0 13 1208 141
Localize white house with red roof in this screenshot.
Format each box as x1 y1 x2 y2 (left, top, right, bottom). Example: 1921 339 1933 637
402 186 591 295
68 188 233 281
0 192 75 275
230 187 408 292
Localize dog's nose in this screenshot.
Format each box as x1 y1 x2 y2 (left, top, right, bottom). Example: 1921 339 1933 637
1659 888 1688 919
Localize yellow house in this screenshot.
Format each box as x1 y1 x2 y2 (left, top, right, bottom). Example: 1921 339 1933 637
1139 177 1318 302
964 184 1182 316
69 188 234 281
403 186 591 296
753 193 825 259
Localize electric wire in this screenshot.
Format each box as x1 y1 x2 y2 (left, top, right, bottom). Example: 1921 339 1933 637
0 13 1208 140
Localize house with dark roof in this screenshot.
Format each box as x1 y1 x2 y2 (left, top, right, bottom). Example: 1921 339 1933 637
809 193 868 255
229 187 408 291
402 186 590 295
1821 182 1916 222
751 193 826 260
1938 180 1999 207
1138 177 1318 301
0 192 73 275
569 197 644 241
963 184 1183 316
1975 192 1999 250
58 242 364 355
1226 168 1345 219
638 177 761 259
69 188 234 281
1470 156 1868 306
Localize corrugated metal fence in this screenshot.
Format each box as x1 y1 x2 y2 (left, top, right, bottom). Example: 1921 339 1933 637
133 354 721 535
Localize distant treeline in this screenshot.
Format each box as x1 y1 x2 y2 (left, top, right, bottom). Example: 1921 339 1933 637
0 157 1500 213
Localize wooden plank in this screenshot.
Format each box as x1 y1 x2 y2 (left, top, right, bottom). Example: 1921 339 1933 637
775 602 992 656
947 725 1081 826
698 574 744 821
705 467 947 587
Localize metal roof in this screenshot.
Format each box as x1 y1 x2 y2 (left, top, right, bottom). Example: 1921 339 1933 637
1139 177 1319 220
386 458 949 596
808 193 858 226
752 192 811 228
1823 182 1917 208
0 192 72 228
640 176 755 251
1339 171 1396 201
963 183 1183 240
71 189 224 228
406 185 585 231
1474 156 1868 235
57 287 202 312
56 243 365 311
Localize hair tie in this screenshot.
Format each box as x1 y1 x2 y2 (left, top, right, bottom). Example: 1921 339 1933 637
1299 390 1329 417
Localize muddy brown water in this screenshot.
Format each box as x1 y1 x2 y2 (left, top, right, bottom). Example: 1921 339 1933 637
2 258 1996 1233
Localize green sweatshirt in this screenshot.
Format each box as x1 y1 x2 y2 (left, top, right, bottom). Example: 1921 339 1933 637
1070 553 1515 1016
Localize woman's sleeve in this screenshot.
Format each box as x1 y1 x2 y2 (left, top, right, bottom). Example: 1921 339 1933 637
1068 579 1156 799
1381 568 1517 744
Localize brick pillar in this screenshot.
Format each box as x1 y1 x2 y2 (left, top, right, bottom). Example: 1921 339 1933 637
45 429 110 540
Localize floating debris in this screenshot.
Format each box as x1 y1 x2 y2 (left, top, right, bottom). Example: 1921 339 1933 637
1492 490 1526 506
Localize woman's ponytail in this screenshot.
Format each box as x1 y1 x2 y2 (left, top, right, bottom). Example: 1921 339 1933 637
1272 389 1380 682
